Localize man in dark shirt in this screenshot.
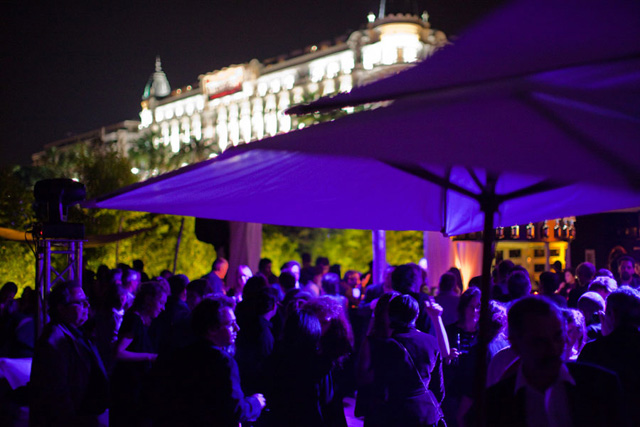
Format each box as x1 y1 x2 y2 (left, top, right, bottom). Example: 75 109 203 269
155 298 266 426
30 281 109 427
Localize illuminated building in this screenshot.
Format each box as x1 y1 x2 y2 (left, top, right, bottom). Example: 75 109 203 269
139 9 447 155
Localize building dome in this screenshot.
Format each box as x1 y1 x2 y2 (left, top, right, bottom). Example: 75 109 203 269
142 56 171 100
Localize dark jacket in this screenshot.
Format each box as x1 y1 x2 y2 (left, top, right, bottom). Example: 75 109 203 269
374 327 444 426
579 326 640 426
484 362 627 427
29 323 108 427
154 339 261 427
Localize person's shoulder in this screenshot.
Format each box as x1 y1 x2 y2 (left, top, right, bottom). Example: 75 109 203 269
566 361 620 386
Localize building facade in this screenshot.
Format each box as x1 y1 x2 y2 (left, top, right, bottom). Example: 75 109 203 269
139 12 447 156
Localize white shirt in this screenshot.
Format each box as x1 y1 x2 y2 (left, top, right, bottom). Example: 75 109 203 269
515 363 575 427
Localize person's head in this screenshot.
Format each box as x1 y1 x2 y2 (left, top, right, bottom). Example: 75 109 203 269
279 271 297 292
438 272 457 294
575 262 596 287
301 252 311 267
132 281 168 319
109 268 123 286
186 279 208 311
48 281 89 328
383 265 396 292
132 259 144 272
0 282 18 303
507 270 532 300
368 291 399 338
539 271 560 296
563 268 575 285
497 259 515 282
602 287 640 335
212 258 229 278
448 267 463 292
458 287 481 330
105 282 128 311
159 270 173 280
329 264 342 277
168 274 189 301
304 295 344 333
258 258 272 275
315 257 330 274
562 308 586 360
617 255 636 283
191 298 238 347
468 275 482 289
508 297 566 383
282 308 322 355
122 268 141 293
236 265 252 288
281 261 301 282
577 291 605 326
343 270 361 287
388 294 419 330
241 275 268 300
552 261 563 274
282 289 313 319
321 273 341 296
391 263 421 294
588 276 617 300
249 288 278 320
595 268 614 279
438 272 456 294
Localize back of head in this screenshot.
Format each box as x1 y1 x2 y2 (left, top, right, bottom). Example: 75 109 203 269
168 274 189 297
576 262 596 286
606 287 640 329
595 268 614 279
282 308 321 355
539 271 560 295
588 276 617 295
191 298 232 337
243 275 268 299
315 257 330 268
577 291 605 317
186 279 208 298
438 272 456 293
507 271 531 300
497 259 515 281
281 260 300 272
369 291 399 338
0 282 18 301
258 258 272 272
279 272 297 291
132 259 144 271
321 272 341 296
508 296 563 340
389 295 420 329
132 281 168 311
388 294 419 329
212 257 228 272
391 263 421 294
49 280 82 323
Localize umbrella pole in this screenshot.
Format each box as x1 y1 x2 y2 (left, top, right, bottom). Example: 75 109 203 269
474 186 498 426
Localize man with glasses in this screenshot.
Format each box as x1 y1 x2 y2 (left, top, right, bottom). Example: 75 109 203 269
29 280 109 426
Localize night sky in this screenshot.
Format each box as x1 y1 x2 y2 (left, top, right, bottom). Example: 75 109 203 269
1 0 506 167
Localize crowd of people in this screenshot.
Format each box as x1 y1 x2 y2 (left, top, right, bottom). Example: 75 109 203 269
0 252 639 426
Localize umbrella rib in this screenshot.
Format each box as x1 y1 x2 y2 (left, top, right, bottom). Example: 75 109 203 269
519 93 640 190
384 162 480 201
466 167 486 192
497 179 564 203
